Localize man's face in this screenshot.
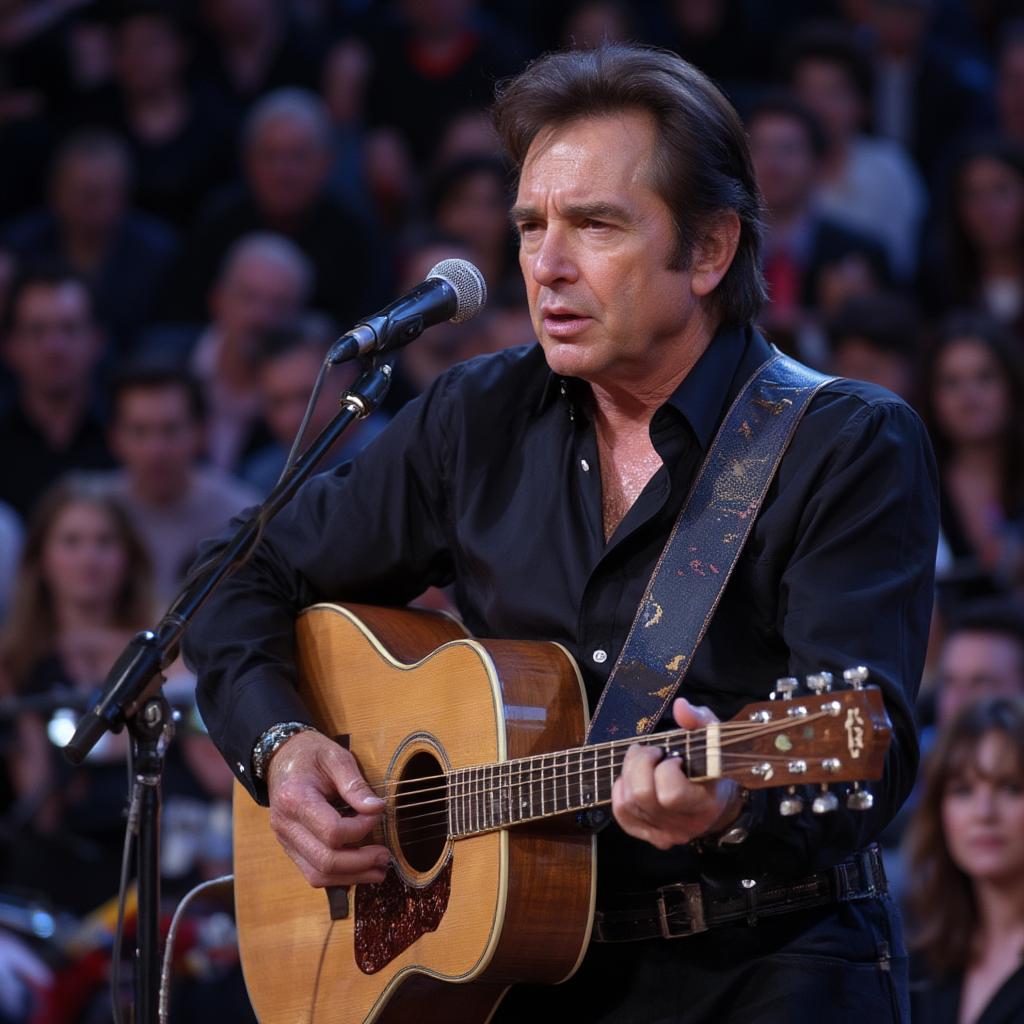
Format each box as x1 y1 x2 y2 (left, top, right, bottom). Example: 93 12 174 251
792 59 862 144
111 386 202 503
258 347 336 445
212 253 305 340
4 281 100 398
245 115 330 222
749 114 818 217
938 630 1024 726
831 337 912 400
512 112 697 389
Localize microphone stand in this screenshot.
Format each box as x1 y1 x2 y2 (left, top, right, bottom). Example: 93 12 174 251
62 357 394 1024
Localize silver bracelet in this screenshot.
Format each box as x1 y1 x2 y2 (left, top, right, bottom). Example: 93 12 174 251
251 721 317 780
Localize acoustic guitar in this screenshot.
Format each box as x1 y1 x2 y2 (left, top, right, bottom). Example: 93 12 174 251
232 603 892 1023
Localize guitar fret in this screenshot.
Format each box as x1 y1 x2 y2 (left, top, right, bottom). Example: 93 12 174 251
562 751 570 812
538 755 546 815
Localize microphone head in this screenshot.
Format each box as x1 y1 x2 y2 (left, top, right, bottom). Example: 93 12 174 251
427 258 487 324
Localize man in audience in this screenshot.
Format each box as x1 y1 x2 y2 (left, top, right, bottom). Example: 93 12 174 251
103 365 258 604
747 93 889 359
1 130 178 352
0 267 113 518
166 88 379 328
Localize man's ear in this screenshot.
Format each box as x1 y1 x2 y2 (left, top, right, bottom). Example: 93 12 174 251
689 211 741 299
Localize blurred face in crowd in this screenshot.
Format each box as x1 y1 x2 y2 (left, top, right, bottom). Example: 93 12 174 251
41 499 130 613
4 281 101 400
52 148 129 238
831 337 912 400
870 0 928 58
942 729 1024 886
211 251 306 340
258 345 337 446
931 337 1011 446
245 113 331 223
115 14 185 97
111 385 203 504
202 0 275 37
792 59 862 146
436 169 511 264
322 40 370 126
401 0 474 36
748 113 818 218
958 156 1024 257
938 631 1024 727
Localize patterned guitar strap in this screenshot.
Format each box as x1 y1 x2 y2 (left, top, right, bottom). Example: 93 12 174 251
585 350 834 745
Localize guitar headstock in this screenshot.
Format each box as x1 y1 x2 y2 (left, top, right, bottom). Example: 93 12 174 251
719 667 891 813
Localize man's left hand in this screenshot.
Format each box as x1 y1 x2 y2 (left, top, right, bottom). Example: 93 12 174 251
612 697 743 850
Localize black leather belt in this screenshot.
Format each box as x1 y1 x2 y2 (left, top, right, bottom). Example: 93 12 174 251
592 845 886 943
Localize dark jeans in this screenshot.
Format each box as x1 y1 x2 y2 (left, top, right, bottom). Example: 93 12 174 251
493 896 909 1024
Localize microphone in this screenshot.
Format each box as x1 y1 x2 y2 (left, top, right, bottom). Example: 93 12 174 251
327 258 487 365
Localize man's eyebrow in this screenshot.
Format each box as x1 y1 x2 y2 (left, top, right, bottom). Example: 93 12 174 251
508 200 634 226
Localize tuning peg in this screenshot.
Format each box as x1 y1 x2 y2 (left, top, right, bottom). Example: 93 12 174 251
779 785 804 816
846 782 874 811
806 672 833 694
772 677 799 700
842 666 870 690
812 785 839 814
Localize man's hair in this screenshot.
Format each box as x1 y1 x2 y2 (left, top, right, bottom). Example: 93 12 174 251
1 262 97 339
825 293 921 357
254 312 335 369
243 87 333 152
110 364 207 424
50 128 134 188
782 23 875 109
217 231 314 301
746 91 829 161
491 44 767 327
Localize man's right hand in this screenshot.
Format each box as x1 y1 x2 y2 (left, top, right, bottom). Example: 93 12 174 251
266 730 391 887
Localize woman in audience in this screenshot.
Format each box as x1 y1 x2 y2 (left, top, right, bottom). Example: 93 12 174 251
921 140 1024 331
921 311 1024 600
904 696 1024 1023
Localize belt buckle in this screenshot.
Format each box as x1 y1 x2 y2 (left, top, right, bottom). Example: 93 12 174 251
656 882 707 938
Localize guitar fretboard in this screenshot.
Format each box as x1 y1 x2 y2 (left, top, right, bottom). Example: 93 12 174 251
446 729 713 838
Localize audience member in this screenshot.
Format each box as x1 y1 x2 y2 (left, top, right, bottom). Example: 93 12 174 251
186 232 312 472
427 155 518 294
0 501 22 621
995 21 1024 148
920 139 1024 332
83 4 238 227
0 267 114 520
904 696 1024 1023
922 312 1024 600
824 292 920 402
0 130 178 352
240 316 390 495
102 365 259 604
786 22 926 281
165 87 379 327
558 1 635 51
747 92 890 360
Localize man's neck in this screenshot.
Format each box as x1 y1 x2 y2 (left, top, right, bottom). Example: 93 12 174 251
21 387 88 448
128 470 194 509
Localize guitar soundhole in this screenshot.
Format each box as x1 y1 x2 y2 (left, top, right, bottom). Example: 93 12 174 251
393 750 447 874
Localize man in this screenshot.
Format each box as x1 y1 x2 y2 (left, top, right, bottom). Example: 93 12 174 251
0 267 113 518
103 366 258 604
747 93 890 359
164 87 379 328
184 45 937 1021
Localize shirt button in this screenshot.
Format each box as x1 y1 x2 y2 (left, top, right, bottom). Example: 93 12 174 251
580 459 590 472
592 649 608 664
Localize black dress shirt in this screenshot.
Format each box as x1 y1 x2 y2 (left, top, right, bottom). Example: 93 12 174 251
184 325 938 897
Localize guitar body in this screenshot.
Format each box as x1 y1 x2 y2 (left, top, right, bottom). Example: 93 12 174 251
232 603 596 1024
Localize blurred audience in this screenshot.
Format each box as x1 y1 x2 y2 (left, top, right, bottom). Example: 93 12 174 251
241 316 391 495
1 130 178 351
904 697 1024 1023
995 20 1024 148
920 139 1024 332
166 86 378 327
0 502 22 621
921 312 1024 600
824 292 920 402
748 92 890 359
0 267 113 520
102 366 258 605
786 22 926 281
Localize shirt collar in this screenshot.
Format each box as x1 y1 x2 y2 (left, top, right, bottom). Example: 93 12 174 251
537 323 753 452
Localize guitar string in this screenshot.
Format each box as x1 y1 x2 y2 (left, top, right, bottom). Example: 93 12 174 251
362 707 847 801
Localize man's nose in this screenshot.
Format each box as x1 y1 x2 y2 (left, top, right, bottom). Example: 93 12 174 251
530 225 578 287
